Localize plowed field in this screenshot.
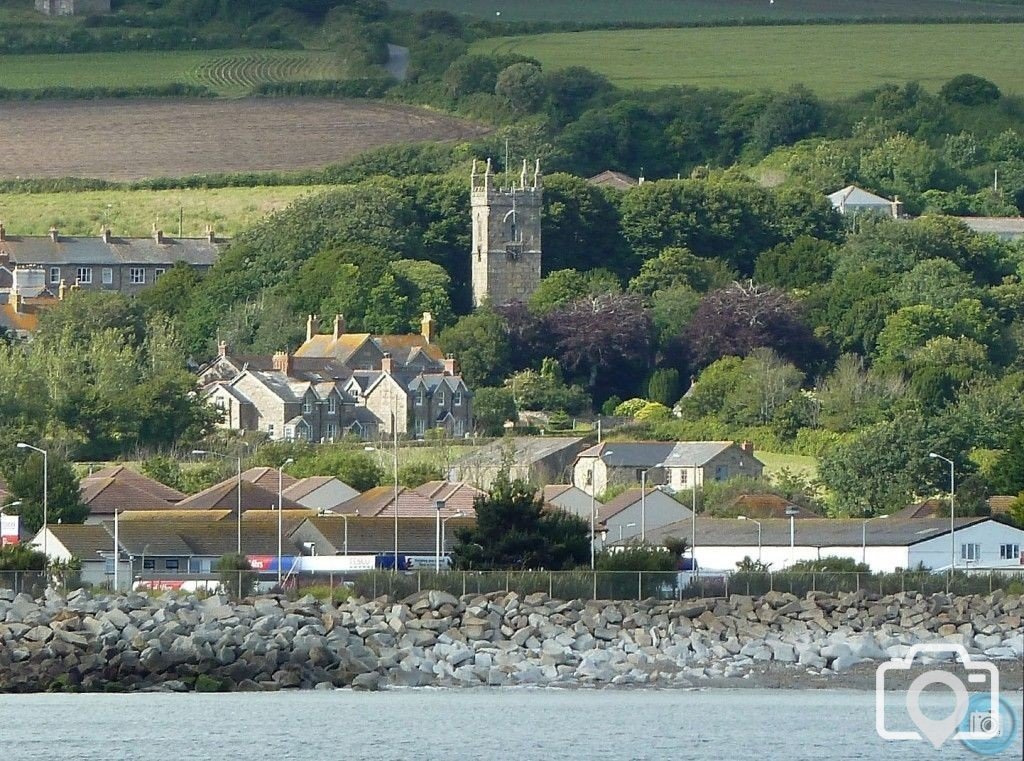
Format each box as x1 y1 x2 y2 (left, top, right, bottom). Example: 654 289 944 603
0 98 487 181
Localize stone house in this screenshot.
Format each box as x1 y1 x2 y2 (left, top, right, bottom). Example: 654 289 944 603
450 436 589 489
0 225 220 296
201 313 472 441
573 441 764 497
35 0 110 16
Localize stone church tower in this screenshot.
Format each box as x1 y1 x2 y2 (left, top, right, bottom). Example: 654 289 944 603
470 158 542 307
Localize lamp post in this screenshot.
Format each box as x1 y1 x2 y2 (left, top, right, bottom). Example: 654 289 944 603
441 511 464 557
434 499 446 571
639 466 662 543
192 448 243 555
277 457 294 586
590 449 614 570
928 452 956 572
15 443 47 557
113 508 120 592
737 516 762 562
861 513 889 564
691 464 698 574
340 512 354 557
785 505 799 568
365 414 400 571
618 522 637 543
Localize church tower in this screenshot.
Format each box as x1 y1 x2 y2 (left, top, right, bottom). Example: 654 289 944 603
470 158 542 307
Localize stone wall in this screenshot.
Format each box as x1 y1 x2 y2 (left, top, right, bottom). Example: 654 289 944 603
1 587 1020 693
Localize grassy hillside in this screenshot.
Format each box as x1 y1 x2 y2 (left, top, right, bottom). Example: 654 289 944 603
392 0 1024 23
0 49 345 97
473 23 1024 96
0 186 327 238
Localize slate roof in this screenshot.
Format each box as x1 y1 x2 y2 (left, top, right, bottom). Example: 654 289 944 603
85 465 185 502
301 515 475 554
47 524 113 560
598 488 685 522
828 185 893 208
543 484 574 502
241 467 298 492
118 509 232 522
726 494 816 519
587 170 639 190
175 479 304 512
295 332 445 366
457 437 586 467
642 517 993 547
333 481 483 519
0 234 220 266
955 217 1024 238
111 519 294 557
283 476 340 500
79 477 177 516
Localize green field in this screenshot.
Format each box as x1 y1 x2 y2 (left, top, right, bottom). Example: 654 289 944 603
0 186 327 238
0 49 345 97
473 23 1024 96
757 452 819 482
393 0 1024 22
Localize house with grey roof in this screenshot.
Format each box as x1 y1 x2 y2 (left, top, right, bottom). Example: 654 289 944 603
201 313 472 441
451 436 590 489
954 216 1024 241
542 484 595 517
0 225 221 297
29 524 125 587
827 185 902 219
596 487 693 547
641 517 1024 573
283 477 359 511
573 441 763 496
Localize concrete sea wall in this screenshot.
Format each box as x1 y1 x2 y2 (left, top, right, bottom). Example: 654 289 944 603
1 587 1021 692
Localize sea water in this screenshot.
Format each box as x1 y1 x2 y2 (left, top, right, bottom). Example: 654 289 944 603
2 688 1020 760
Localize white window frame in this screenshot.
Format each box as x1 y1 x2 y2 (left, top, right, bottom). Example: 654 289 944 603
154 267 166 280
437 389 445 406
102 267 113 285
268 423 275 438
454 389 463 406
415 388 424 406
303 398 313 414
284 425 295 442
76 267 92 284
130 267 145 284
679 469 688 485
415 417 426 435
325 423 336 441
960 543 981 562
328 396 337 415
999 543 1020 560
49 266 60 284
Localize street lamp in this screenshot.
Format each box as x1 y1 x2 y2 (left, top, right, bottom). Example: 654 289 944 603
277 457 294 586
192 448 243 555
861 513 889 564
928 452 956 572
785 505 800 568
618 522 637 543
434 499 445 571
15 443 47 557
590 449 614 570
737 516 762 562
441 511 464 556
639 466 663 542
365 419 399 571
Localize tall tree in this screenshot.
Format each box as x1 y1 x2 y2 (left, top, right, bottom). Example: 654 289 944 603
2 451 88 533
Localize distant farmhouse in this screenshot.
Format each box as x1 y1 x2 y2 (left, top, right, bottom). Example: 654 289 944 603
828 185 903 219
0 224 222 296
35 0 109 16
200 313 473 441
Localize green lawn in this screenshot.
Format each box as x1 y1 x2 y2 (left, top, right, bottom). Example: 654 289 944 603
757 452 819 481
0 186 327 238
0 49 345 97
391 0 1024 23
473 23 1024 96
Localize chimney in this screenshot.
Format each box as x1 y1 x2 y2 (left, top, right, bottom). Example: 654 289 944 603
0 222 5 242
153 227 164 244
891 196 904 219
421 311 436 343
381 352 394 375
218 340 228 358
333 314 345 340
101 227 111 243
739 441 754 456
205 225 216 243
49 226 59 243
272 351 293 375
306 314 319 341
443 353 458 376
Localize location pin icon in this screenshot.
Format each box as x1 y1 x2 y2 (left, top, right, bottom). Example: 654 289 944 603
905 671 970 749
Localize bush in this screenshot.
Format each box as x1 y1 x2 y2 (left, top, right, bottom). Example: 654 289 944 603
398 461 444 488
613 398 648 417
939 74 1001 106
215 553 257 599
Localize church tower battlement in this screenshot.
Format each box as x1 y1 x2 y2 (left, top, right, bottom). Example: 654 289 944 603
470 158 542 307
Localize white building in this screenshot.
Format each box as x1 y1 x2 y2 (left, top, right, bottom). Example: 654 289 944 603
642 517 1024 573
828 185 902 219
30 524 130 589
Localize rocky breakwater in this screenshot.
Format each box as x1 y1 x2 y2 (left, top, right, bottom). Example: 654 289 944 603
1 586 1022 692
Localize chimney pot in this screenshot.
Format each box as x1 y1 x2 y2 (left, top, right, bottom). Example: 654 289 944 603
154 228 164 244
101 227 111 243
0 222 6 242
206 225 216 243
740 441 754 456
306 314 319 342
49 226 59 243
381 352 394 375
272 351 293 375
443 354 458 376
333 314 345 340
218 340 228 358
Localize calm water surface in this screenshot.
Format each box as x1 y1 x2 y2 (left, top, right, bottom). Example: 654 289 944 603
2 689 1021 760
